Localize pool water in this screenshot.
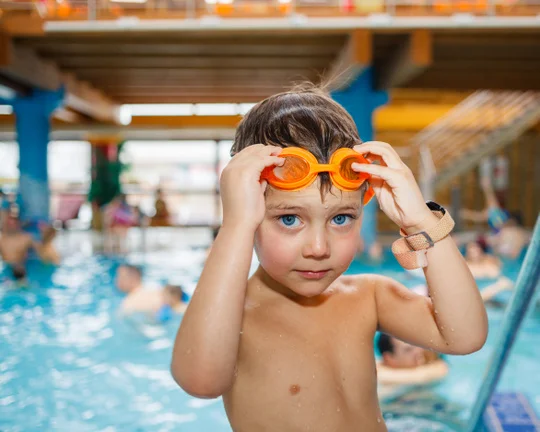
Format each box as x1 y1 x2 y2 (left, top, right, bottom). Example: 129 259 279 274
0 248 538 431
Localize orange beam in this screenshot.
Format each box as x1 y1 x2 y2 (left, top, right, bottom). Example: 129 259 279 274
0 104 486 131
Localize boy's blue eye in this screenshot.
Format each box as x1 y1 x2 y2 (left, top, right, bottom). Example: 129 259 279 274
280 215 300 227
332 214 352 226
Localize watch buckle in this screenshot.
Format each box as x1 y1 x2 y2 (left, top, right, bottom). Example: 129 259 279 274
405 231 434 250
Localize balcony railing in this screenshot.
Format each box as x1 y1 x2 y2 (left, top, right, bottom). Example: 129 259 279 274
1 0 539 20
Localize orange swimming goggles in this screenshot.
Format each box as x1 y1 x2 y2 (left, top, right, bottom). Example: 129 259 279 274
261 147 375 204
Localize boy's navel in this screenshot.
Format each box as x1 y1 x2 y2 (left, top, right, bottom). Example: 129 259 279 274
289 384 301 395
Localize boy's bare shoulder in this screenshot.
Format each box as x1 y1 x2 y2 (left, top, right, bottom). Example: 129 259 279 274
331 273 396 296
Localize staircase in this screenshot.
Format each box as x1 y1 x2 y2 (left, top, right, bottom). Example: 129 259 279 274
412 90 540 198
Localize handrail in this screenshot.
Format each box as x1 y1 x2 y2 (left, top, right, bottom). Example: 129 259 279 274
467 215 540 432
412 91 540 175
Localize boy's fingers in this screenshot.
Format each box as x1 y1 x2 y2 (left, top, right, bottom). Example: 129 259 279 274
351 163 401 187
363 153 387 167
354 142 402 169
258 156 285 170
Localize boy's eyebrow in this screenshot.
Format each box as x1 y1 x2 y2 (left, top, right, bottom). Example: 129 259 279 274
266 203 306 211
266 203 362 212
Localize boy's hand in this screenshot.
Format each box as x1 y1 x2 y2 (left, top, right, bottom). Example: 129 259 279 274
351 141 436 234
220 144 284 231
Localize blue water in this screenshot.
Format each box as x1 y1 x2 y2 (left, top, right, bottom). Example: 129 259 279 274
0 249 538 431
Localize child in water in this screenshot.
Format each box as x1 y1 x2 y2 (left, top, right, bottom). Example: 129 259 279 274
171 86 487 431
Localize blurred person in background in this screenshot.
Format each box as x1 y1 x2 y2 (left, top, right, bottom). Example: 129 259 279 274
33 223 61 266
117 265 188 319
376 333 448 387
117 264 160 314
0 213 32 283
103 194 137 254
464 238 501 279
155 284 189 322
150 188 171 227
461 177 528 259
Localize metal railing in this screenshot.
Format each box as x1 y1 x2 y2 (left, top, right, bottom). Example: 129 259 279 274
466 214 540 431
1 0 539 20
412 90 540 194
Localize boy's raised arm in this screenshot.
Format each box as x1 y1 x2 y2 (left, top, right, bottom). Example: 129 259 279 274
353 141 488 355
171 145 284 398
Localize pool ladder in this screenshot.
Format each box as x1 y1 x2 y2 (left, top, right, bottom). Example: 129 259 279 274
467 214 540 431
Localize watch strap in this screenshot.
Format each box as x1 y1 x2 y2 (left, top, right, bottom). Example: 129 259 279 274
392 209 455 270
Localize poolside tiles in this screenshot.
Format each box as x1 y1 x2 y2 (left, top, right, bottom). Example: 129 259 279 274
484 393 540 432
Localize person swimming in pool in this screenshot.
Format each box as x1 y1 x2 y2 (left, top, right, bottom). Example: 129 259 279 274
465 238 501 279
117 264 161 315
155 284 189 322
171 86 487 432
117 265 188 319
461 177 529 260
0 213 32 283
376 333 448 387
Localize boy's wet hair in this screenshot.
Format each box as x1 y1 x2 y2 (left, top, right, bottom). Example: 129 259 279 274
232 83 367 198
376 333 394 356
11 264 27 281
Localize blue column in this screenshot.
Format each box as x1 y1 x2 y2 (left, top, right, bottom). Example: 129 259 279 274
11 88 64 224
331 68 388 249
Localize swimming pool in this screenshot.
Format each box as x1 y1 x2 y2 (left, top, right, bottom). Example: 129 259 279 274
0 247 538 431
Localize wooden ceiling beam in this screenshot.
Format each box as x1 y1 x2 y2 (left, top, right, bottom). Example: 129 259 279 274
0 13 45 37
73 68 315 80
405 73 540 91
0 33 122 123
326 30 372 91
0 32 61 90
375 30 432 90
55 56 332 69
21 35 345 46
116 95 277 103
62 72 123 124
26 42 341 57
52 107 86 124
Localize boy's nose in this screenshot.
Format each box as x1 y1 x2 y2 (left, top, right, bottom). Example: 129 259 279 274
302 229 331 259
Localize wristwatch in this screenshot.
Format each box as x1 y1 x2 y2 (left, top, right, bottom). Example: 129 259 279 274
391 201 455 270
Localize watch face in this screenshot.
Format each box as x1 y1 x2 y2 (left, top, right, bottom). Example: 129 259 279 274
426 200 445 214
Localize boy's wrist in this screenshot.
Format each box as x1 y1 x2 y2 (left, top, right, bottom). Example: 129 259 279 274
221 219 259 236
402 211 440 236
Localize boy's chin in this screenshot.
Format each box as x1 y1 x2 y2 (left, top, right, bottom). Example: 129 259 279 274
285 276 335 298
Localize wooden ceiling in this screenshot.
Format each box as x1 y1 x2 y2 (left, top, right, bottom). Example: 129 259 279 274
15 33 346 103
11 29 540 107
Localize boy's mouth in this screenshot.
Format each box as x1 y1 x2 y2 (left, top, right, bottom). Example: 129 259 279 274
294 270 330 280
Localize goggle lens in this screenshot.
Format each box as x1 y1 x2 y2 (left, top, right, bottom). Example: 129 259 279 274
339 156 365 182
273 155 310 182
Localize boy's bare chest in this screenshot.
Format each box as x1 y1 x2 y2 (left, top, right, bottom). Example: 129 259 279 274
223 299 382 431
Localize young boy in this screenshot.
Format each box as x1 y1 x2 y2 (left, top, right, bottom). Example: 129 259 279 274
171 87 487 431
